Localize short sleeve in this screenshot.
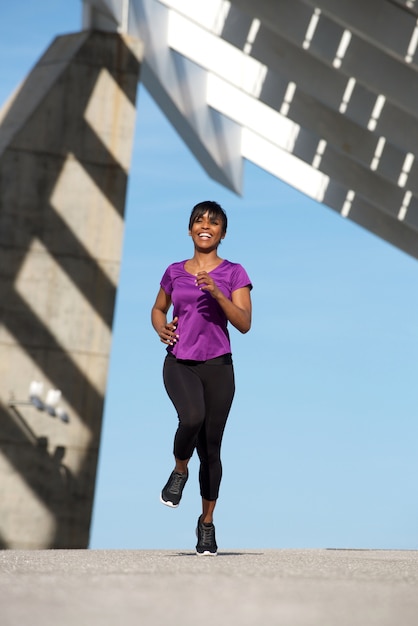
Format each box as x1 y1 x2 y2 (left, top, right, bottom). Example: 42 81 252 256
160 266 173 295
231 263 253 292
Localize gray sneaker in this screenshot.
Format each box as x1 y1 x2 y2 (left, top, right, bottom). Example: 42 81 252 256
160 470 188 507
196 516 218 556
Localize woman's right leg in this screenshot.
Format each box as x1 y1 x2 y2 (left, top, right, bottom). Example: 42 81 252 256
160 356 206 507
163 355 206 461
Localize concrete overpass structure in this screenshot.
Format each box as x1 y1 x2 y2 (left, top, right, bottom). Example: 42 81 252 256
86 0 418 257
0 0 417 548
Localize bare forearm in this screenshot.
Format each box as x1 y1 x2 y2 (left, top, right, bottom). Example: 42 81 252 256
214 291 251 333
194 272 252 334
151 305 178 346
151 307 167 334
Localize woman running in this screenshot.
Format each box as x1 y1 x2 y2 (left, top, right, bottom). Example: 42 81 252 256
151 200 252 555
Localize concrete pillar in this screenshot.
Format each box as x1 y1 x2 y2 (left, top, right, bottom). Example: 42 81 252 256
0 30 142 548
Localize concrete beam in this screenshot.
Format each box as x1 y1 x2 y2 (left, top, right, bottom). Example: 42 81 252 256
0 30 142 548
81 0 418 257
133 0 243 193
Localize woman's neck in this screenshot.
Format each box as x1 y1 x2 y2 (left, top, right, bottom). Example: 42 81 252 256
187 251 223 272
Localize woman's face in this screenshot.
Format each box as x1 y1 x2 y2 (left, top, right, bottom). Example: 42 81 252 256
189 211 226 250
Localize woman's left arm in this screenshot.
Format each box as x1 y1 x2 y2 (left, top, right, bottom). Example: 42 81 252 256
195 271 252 333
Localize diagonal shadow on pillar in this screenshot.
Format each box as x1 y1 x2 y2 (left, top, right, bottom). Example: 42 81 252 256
0 30 143 548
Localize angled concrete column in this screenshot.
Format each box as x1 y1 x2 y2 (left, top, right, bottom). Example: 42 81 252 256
0 30 142 548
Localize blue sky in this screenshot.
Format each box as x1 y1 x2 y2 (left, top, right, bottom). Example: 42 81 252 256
2 2 418 551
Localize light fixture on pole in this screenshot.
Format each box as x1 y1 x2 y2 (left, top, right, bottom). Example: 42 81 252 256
28 381 70 423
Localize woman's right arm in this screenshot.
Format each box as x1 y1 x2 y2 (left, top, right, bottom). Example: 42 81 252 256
151 287 178 345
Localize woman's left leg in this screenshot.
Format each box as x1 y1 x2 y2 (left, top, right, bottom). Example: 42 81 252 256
196 359 235 517
195 359 235 555
201 498 217 524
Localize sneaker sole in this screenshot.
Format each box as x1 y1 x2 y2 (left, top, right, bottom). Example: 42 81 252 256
160 494 179 508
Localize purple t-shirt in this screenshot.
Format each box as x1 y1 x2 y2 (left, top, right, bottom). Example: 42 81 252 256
160 259 252 361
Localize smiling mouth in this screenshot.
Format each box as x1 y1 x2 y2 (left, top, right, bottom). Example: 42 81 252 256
198 233 212 239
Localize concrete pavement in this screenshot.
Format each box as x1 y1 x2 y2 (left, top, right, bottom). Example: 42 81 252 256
0 549 417 625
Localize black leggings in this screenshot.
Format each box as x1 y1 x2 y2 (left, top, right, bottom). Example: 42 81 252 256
163 353 235 501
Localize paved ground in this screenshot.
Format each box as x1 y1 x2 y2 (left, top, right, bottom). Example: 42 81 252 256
0 549 417 625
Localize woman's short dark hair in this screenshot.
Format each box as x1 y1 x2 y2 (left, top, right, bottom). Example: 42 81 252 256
189 201 228 234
